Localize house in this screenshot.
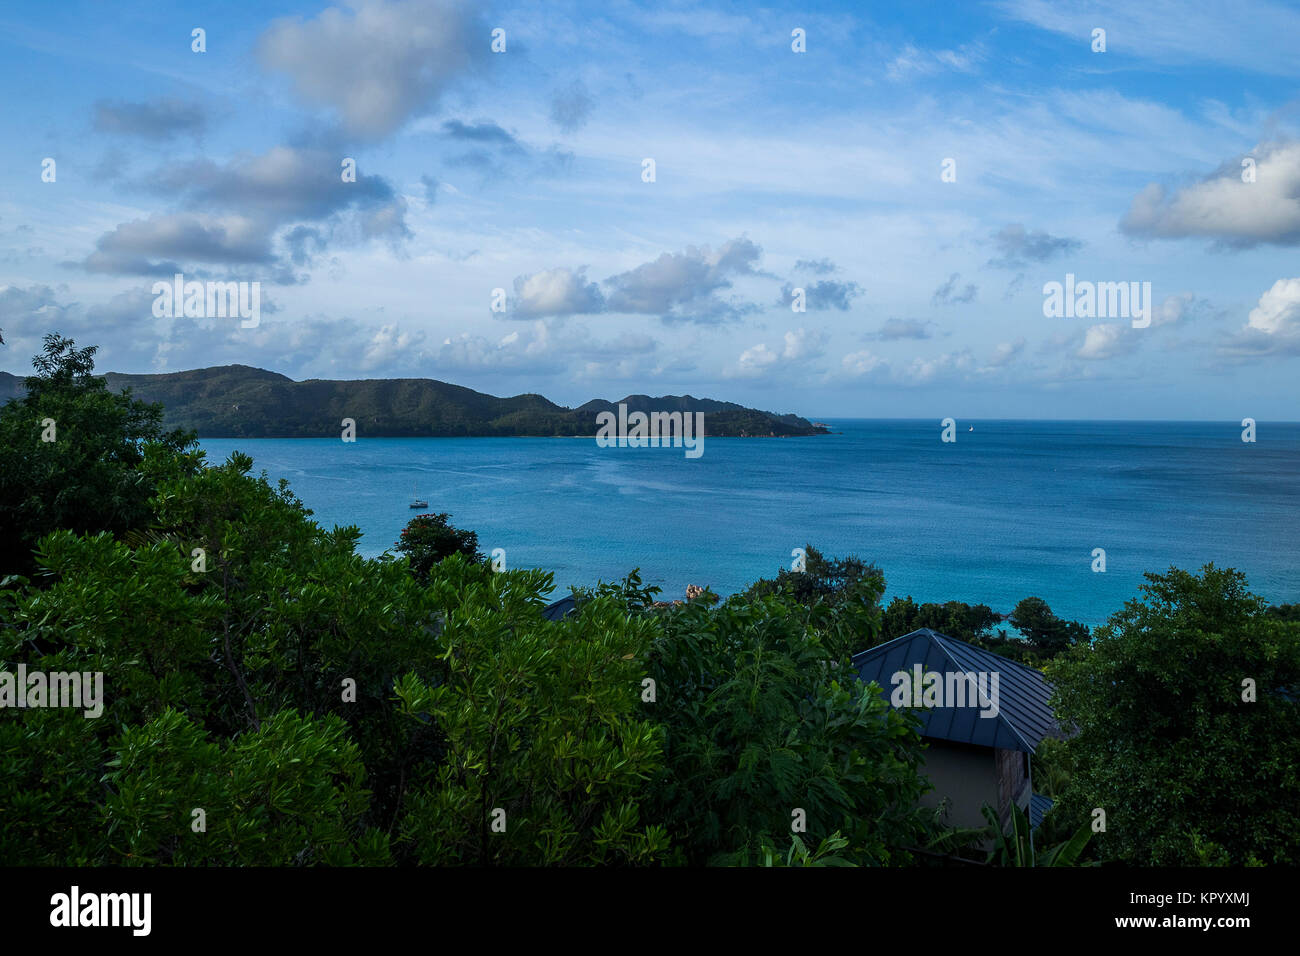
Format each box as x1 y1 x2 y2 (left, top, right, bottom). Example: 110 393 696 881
540 595 578 621
851 628 1060 833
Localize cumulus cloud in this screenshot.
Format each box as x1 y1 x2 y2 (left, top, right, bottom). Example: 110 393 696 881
550 80 594 133
1151 292 1200 327
1246 278 1300 336
1219 278 1300 357
492 238 768 325
735 343 779 371
840 349 888 378
93 98 206 140
81 213 275 277
906 349 977 382
0 284 269 372
257 0 478 139
1076 323 1134 361
778 279 862 311
932 272 978 305
728 327 827 378
604 237 764 323
987 223 1082 267
511 267 605 318
81 146 409 278
153 146 404 225
987 338 1026 367
1120 142 1300 248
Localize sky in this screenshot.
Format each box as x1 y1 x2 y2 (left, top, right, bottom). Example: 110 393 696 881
3 0 1300 420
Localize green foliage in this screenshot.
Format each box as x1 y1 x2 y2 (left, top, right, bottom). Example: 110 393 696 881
394 578 669 865
1010 596 1089 653
1049 564 1300 865
737 544 887 662
104 708 388 865
760 831 857 867
1265 602 1300 622
0 334 196 576
880 594 1088 665
570 568 663 612
641 591 930 866
394 512 486 583
982 804 1092 867
882 596 1003 644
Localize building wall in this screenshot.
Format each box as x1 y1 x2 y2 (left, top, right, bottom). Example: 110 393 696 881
917 739 1001 832
994 746 1029 828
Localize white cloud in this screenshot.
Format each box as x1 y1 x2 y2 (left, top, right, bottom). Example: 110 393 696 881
988 338 1026 366
728 327 827 378
1076 324 1131 361
841 349 888 378
257 0 477 138
1121 142 1300 247
1247 277 1300 337
511 267 604 317
907 349 976 382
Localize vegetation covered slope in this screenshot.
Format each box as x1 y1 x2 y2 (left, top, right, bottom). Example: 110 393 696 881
1 365 828 438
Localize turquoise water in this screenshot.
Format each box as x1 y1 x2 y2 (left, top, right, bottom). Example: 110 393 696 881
199 419 1300 627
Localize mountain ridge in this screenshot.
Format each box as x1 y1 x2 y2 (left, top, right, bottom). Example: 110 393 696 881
0 365 828 439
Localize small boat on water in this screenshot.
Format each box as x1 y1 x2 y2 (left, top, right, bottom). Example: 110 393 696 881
409 482 428 509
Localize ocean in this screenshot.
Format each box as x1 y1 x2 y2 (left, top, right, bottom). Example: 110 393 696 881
198 419 1300 628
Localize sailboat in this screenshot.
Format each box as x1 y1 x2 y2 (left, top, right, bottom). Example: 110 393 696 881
409 481 428 509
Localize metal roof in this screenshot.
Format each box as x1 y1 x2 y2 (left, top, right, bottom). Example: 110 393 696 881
850 628 1059 753
541 595 578 622
1029 793 1054 828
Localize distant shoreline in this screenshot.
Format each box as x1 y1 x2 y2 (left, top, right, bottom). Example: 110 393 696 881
0 365 827 440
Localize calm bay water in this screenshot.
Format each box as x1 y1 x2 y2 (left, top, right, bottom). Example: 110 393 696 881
199 419 1300 627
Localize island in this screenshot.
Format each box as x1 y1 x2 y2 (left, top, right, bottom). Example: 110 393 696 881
0 365 830 439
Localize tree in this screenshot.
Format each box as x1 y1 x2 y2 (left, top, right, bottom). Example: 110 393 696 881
0 333 196 576
882 596 1003 645
1 436 668 865
641 588 931 865
1048 564 1300 865
1010 596 1088 654
394 512 485 583
1265 603 1300 622
738 544 886 662
393 569 670 865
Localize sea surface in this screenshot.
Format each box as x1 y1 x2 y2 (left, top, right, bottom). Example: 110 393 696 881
199 420 1300 627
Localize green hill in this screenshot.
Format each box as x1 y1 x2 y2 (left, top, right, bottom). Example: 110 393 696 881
0 366 828 438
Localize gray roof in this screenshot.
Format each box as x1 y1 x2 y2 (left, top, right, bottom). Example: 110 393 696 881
541 595 578 622
1029 793 1054 828
850 628 1059 753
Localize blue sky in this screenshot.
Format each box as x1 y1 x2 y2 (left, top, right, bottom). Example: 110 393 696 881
3 0 1300 419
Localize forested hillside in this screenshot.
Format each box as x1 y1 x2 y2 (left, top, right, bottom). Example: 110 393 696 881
0 366 828 438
